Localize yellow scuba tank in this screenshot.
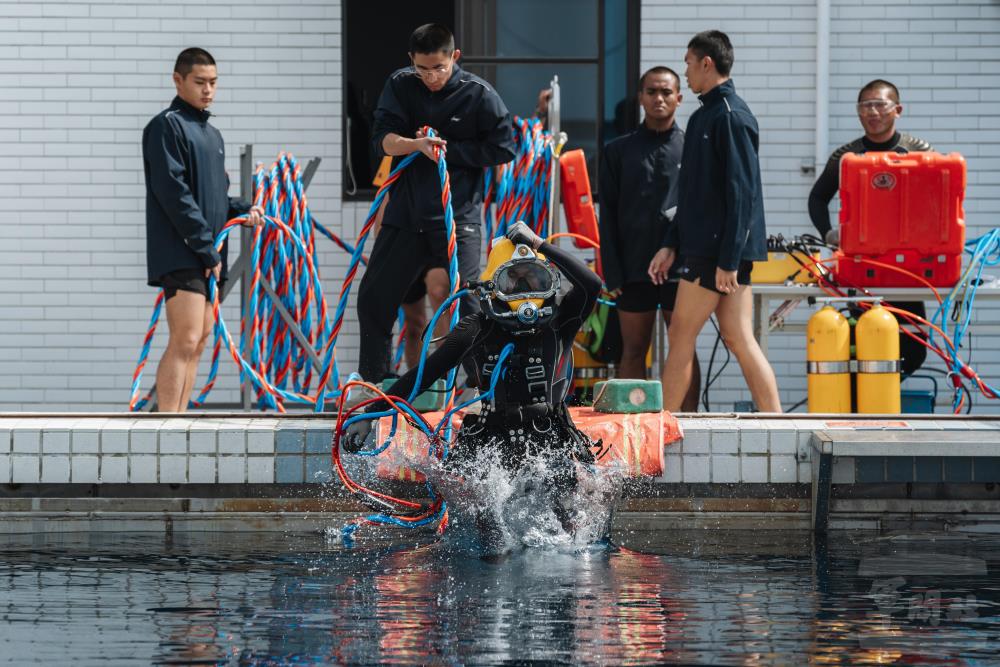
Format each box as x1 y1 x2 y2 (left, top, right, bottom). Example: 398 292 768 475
856 303 901 413
807 306 851 413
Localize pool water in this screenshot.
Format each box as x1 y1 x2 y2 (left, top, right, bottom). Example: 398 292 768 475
2 529 999 665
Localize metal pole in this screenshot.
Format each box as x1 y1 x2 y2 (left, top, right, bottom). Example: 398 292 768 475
239 144 254 410
548 75 562 237
301 157 322 190
815 0 831 174
655 313 665 382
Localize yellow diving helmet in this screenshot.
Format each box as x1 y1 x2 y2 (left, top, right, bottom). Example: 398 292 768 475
477 238 560 330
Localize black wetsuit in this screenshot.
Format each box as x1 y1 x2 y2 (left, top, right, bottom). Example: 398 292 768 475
358 65 516 383
808 131 933 238
374 241 602 468
808 131 934 377
142 96 250 286
598 123 684 292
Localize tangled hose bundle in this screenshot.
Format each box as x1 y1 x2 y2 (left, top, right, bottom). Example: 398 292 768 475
928 229 1000 410
484 116 559 246
127 121 582 536
129 151 417 412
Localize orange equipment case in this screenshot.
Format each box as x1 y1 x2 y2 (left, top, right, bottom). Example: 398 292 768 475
560 149 600 250
835 151 966 287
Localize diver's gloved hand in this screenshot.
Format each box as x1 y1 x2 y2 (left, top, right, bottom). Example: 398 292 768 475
340 418 373 453
506 221 543 250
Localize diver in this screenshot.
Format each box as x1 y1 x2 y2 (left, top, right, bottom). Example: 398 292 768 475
342 221 603 525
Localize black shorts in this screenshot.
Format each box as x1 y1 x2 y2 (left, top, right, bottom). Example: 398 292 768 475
160 268 225 301
676 256 753 295
616 280 679 313
402 267 430 305
399 222 480 305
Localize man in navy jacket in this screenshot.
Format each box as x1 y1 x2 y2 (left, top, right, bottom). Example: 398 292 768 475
647 31 781 413
143 48 263 412
599 66 700 410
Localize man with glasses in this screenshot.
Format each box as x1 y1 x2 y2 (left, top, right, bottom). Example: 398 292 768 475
357 23 515 384
808 79 934 377
808 79 932 246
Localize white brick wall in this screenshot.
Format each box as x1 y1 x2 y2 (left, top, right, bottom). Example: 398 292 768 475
642 0 1000 413
1 0 998 413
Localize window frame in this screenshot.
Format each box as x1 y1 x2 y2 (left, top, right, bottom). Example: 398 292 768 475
342 0 640 201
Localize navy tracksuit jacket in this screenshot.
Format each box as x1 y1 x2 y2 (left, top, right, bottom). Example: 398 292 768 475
663 80 767 271
142 96 249 286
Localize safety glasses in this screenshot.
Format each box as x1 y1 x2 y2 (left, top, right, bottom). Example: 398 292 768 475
856 99 898 115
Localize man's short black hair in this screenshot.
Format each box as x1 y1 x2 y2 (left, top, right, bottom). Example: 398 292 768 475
409 23 455 55
639 66 681 92
174 48 216 78
687 30 734 76
858 79 900 104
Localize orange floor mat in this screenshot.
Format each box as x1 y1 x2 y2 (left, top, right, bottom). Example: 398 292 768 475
373 407 681 482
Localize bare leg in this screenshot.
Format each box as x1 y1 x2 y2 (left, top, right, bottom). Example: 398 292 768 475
661 280 719 412
178 300 214 409
715 285 782 413
423 267 451 341
615 310 655 379
156 290 209 413
401 299 428 369
662 309 702 412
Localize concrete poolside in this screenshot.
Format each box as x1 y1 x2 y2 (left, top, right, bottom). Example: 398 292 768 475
1 413 999 535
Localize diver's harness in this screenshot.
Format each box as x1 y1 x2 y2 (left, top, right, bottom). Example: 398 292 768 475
459 242 597 461
479 343 553 426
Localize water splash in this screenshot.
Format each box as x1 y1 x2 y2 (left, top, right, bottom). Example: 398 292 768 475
423 446 626 556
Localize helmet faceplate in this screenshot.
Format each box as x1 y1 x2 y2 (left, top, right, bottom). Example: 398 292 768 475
478 239 560 330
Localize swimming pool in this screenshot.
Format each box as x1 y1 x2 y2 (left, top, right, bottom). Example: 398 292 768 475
2 529 998 664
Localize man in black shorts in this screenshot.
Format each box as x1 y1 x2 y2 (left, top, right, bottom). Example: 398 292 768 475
357 24 515 384
647 31 780 413
143 48 263 412
599 65 700 410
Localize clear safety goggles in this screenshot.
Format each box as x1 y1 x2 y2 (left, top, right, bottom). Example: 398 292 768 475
492 259 560 302
856 99 897 115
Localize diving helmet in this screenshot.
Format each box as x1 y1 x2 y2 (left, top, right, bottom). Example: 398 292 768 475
477 238 560 331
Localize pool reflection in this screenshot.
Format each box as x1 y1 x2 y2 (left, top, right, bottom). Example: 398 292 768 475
1 530 999 664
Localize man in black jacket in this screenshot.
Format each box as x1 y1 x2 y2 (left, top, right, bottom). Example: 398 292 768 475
808 79 933 376
142 48 262 412
599 66 700 410
357 24 516 384
809 79 933 245
647 31 780 413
